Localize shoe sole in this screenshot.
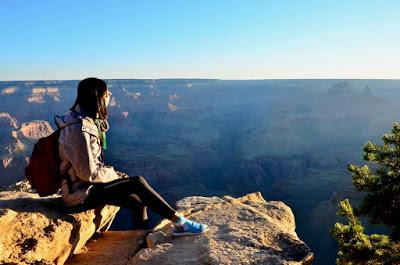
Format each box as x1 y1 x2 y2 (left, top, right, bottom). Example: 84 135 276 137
172 226 209 237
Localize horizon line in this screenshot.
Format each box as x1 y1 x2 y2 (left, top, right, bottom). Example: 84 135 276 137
1 77 400 82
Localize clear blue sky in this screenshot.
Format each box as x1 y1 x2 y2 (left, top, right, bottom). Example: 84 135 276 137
1 0 399 80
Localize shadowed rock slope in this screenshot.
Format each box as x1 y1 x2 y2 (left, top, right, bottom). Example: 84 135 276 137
65 230 148 265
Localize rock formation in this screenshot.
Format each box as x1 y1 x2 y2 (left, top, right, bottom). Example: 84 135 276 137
0 112 18 129
19 121 54 139
121 112 129 118
0 158 28 189
0 184 311 265
27 95 45 104
130 192 312 265
0 117 55 187
109 97 117 107
0 112 22 157
0 188 120 265
168 103 179 112
1 87 17 95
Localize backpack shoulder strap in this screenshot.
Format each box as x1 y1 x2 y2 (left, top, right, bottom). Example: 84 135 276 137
54 115 82 130
54 115 62 129
54 115 81 194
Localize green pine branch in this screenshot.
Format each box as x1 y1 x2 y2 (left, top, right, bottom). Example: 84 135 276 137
332 123 400 264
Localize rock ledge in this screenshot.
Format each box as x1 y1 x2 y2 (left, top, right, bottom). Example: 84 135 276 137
131 192 313 265
0 190 119 265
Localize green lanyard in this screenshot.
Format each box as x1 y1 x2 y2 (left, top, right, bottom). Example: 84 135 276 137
94 119 107 150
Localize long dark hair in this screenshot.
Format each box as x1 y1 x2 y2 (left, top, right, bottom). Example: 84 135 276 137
70 77 108 120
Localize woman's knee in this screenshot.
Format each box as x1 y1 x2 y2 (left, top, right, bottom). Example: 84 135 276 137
131 175 149 186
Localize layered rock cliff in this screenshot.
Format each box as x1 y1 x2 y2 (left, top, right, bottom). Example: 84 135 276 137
0 112 54 188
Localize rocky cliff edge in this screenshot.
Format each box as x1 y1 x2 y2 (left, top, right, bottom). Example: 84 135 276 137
130 192 313 265
0 183 120 265
0 188 312 265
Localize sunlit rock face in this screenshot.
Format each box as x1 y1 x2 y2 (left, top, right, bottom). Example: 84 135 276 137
25 86 62 104
130 192 313 265
19 121 54 139
1 87 17 95
0 187 120 265
46 87 61 102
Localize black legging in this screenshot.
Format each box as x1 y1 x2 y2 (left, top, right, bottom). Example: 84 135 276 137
81 176 176 227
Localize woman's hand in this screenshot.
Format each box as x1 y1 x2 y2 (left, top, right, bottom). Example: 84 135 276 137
116 171 129 179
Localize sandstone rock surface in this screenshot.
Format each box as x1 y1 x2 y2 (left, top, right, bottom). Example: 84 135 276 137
130 192 313 265
1 87 17 95
19 120 54 139
0 190 120 265
0 191 312 265
66 230 148 265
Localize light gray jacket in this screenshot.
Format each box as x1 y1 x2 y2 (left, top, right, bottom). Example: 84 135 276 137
55 105 119 207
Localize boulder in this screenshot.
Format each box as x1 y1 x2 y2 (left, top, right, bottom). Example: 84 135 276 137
0 190 120 265
130 192 313 265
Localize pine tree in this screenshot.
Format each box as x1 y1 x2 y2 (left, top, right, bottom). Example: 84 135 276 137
332 123 400 264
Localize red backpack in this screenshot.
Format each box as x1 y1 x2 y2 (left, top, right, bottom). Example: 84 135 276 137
25 116 80 197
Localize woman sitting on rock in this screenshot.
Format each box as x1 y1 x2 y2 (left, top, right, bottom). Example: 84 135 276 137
55 77 208 236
